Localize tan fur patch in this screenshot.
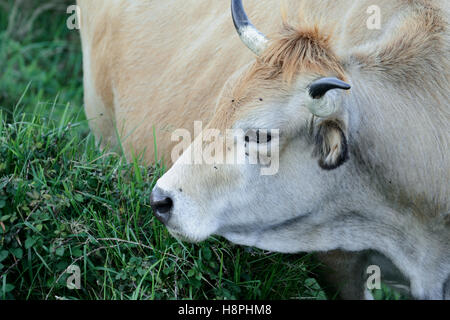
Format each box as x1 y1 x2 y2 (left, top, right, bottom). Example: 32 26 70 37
258 23 346 83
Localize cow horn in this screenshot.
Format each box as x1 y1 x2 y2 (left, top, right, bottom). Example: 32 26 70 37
307 78 351 117
231 0 268 56
308 78 351 99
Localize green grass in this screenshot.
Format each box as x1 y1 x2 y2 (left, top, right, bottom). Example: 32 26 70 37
0 0 83 122
0 1 328 300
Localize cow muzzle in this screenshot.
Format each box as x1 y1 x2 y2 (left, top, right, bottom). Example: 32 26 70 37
150 187 173 224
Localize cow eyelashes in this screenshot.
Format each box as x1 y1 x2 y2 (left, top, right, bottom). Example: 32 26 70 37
245 130 272 144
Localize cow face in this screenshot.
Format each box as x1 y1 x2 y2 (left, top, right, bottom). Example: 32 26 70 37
152 66 353 251
151 2 354 251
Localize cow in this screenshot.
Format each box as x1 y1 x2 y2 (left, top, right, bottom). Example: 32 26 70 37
78 0 450 299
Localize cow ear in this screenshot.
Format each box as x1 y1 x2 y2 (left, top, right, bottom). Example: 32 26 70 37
313 120 349 170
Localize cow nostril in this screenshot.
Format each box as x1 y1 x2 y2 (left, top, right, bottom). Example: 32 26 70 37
150 188 173 224
154 197 173 214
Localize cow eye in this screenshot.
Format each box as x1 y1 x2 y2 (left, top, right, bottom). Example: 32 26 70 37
245 130 272 144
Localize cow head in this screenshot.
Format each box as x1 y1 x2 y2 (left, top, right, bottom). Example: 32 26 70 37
151 0 356 252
